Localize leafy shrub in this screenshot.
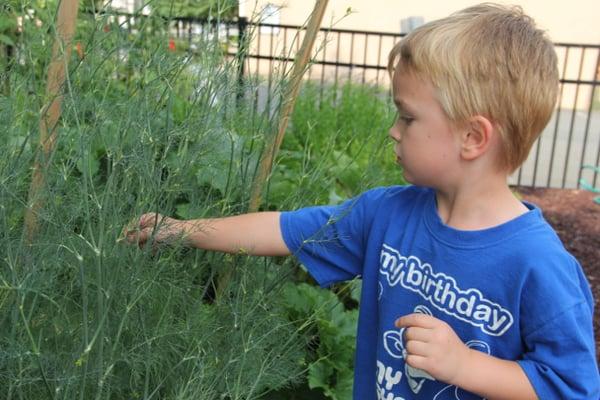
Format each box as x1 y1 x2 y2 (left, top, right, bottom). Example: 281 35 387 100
270 81 401 209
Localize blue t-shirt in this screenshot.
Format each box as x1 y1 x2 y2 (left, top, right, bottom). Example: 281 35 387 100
280 185 599 399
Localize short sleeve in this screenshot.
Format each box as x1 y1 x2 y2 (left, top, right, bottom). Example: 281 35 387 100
280 188 388 287
517 301 599 399
517 253 600 398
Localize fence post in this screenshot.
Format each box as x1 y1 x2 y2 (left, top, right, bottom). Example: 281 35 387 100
1 44 12 96
236 16 248 104
0 3 16 97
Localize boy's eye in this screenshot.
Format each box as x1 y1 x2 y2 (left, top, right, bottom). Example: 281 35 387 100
399 114 414 125
389 111 399 128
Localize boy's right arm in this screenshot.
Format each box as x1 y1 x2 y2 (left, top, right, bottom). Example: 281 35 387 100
125 212 291 257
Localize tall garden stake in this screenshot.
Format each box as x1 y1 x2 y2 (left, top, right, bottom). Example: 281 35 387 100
24 0 79 244
216 0 329 301
248 0 329 212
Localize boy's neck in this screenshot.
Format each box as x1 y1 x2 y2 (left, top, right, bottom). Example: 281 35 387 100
434 174 528 231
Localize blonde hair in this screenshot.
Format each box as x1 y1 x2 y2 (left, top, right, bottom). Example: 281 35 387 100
388 3 559 172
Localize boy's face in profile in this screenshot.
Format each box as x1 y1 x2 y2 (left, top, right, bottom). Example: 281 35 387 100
389 66 463 188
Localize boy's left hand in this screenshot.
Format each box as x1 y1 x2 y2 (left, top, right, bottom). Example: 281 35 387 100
395 313 471 385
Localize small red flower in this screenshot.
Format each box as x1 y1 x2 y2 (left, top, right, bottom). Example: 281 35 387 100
168 38 176 52
75 42 84 59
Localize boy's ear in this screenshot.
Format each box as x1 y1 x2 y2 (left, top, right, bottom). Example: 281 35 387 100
460 115 495 161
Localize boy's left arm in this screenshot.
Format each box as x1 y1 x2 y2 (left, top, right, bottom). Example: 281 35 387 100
396 313 537 400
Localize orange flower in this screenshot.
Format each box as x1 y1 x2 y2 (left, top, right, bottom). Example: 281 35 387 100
75 42 84 60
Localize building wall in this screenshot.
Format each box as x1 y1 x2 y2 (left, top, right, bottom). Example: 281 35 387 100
242 0 599 44
105 0 135 12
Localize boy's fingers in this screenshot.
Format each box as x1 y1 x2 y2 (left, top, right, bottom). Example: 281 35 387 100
121 214 177 247
124 229 140 244
140 213 167 229
405 339 430 356
139 213 158 228
395 313 437 329
120 221 141 243
404 353 428 370
122 226 151 245
403 326 432 342
135 228 153 247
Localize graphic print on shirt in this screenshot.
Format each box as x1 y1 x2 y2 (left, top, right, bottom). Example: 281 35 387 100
383 305 435 394
380 304 490 398
379 244 514 336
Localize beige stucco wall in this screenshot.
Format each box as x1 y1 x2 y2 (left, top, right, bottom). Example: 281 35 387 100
243 0 600 44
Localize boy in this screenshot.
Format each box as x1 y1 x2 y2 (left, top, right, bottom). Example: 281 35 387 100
126 4 600 399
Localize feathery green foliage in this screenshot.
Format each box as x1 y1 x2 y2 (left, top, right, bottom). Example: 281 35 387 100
0 3 402 398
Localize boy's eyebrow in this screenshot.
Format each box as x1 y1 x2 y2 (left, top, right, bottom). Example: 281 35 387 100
393 97 415 114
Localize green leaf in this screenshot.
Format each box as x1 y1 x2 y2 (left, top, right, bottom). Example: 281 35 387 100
349 279 362 303
76 150 100 177
330 368 354 400
0 34 15 46
0 17 18 32
175 202 194 220
308 361 333 391
281 283 312 316
196 129 241 194
331 309 358 338
328 188 344 205
196 161 230 194
171 94 190 125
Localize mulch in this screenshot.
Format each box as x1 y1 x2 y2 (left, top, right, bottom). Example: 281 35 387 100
517 186 600 362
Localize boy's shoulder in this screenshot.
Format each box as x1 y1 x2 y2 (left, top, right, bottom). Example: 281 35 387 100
346 185 432 224
503 204 593 321
357 184 430 206
506 203 575 263
489 202 585 281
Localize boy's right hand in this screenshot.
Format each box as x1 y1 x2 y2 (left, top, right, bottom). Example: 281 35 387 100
123 213 188 248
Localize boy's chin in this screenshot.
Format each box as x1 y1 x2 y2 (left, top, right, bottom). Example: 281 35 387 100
400 170 415 184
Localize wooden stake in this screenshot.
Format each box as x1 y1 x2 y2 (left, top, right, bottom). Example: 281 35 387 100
247 0 329 212
215 0 329 300
24 0 79 243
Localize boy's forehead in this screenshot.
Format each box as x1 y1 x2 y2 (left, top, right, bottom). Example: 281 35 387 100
393 97 421 117
393 97 410 109
391 71 428 110
392 63 430 88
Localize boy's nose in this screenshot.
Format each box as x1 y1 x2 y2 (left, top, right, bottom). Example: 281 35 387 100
388 126 401 142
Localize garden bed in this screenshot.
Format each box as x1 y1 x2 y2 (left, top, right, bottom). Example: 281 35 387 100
517 186 600 361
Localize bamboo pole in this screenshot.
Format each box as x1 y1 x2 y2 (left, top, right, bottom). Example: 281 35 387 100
24 0 79 244
247 0 329 212
216 0 329 301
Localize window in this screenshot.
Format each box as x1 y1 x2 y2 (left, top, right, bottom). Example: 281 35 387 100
400 16 424 33
260 3 280 35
